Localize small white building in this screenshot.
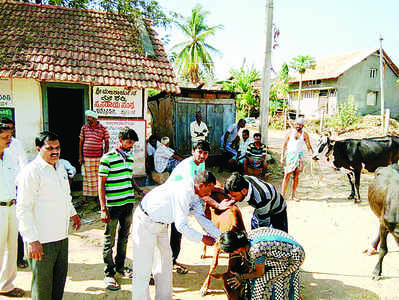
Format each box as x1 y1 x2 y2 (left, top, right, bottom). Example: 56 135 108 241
0 1 179 175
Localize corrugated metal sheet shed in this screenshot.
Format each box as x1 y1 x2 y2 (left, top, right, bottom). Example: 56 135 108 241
0 0 179 93
148 87 236 155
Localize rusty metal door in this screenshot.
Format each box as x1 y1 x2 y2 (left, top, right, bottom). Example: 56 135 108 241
174 98 235 155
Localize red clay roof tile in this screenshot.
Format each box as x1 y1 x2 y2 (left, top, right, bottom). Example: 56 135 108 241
289 49 399 83
0 1 179 92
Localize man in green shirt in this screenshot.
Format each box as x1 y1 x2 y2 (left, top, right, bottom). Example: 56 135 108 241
98 127 143 291
166 140 234 274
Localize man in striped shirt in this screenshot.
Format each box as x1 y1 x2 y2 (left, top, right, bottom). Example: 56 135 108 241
244 133 268 176
224 172 288 232
79 110 110 202
98 127 143 291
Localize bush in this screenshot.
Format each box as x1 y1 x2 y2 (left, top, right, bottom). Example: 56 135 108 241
324 95 360 130
237 109 247 120
336 95 360 128
269 114 286 130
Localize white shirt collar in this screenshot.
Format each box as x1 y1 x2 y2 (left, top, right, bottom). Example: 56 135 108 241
243 181 252 203
35 154 61 170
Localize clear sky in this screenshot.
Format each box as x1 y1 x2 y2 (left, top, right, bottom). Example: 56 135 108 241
156 0 399 80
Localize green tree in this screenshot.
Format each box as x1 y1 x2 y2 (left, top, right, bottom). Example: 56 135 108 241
19 0 172 28
269 63 289 115
172 4 223 84
279 63 289 82
289 55 316 117
221 60 261 119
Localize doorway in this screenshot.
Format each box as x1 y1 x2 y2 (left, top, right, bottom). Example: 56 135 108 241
46 86 86 170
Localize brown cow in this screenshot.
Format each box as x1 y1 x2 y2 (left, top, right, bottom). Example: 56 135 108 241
367 164 399 279
209 254 251 300
200 191 246 297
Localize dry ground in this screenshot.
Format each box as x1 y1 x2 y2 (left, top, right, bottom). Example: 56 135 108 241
10 129 399 300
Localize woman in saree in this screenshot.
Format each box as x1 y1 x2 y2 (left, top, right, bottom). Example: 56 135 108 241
219 227 305 300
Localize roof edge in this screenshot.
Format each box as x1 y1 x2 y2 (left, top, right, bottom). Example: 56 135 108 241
289 48 379 83
2 0 142 20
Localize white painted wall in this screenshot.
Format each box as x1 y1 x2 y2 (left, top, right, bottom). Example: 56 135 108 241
7 79 151 174
12 78 42 161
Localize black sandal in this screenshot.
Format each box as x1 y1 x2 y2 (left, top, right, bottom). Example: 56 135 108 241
17 260 28 269
173 263 188 274
0 288 25 297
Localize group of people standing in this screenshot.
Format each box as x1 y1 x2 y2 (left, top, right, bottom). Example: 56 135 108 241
135 142 306 299
0 108 313 300
134 113 312 300
0 110 144 299
0 124 81 299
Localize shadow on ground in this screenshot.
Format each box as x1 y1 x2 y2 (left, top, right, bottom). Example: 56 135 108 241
301 271 380 300
64 290 131 299
172 264 226 295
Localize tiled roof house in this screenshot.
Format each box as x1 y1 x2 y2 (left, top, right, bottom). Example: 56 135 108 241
0 0 179 175
288 49 399 119
0 0 179 92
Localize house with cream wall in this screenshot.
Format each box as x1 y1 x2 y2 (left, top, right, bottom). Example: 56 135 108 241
288 49 399 120
0 1 179 175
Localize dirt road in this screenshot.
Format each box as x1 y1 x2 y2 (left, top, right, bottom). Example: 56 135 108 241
12 130 399 300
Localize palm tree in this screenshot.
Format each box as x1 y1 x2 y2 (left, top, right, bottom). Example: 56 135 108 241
172 4 223 83
289 55 316 117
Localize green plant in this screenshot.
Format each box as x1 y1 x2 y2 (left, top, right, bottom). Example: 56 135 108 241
172 4 223 83
336 95 360 128
269 99 288 117
31 0 173 28
268 113 286 130
324 95 360 130
220 60 261 119
269 64 289 117
147 88 160 98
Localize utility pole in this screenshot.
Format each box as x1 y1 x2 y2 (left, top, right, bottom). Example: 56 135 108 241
296 73 302 118
260 0 273 145
379 35 386 134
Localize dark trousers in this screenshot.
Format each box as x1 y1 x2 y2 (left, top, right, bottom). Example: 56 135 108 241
27 238 69 300
170 223 181 265
103 203 133 277
251 207 288 233
17 232 24 263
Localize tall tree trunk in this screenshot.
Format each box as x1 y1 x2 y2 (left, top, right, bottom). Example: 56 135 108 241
296 73 303 118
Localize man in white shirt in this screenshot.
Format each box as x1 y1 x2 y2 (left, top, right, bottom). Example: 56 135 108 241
1 117 29 270
154 137 183 173
0 123 25 298
145 135 160 175
165 140 235 274
190 111 208 144
16 131 81 300
235 129 253 170
132 171 221 300
280 117 313 201
221 119 246 157
1 117 27 169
